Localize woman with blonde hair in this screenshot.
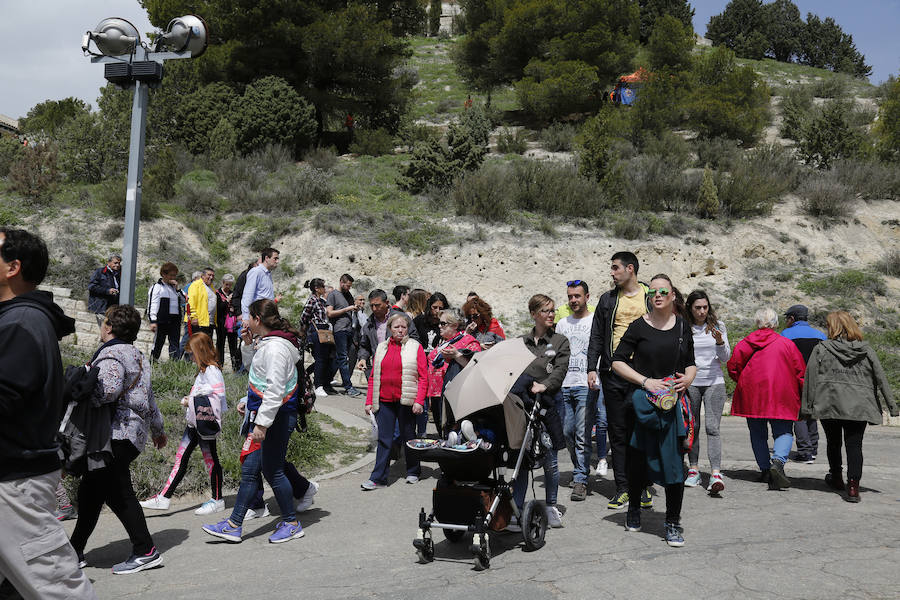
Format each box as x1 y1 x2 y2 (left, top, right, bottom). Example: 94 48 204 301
802 311 898 502
361 312 428 489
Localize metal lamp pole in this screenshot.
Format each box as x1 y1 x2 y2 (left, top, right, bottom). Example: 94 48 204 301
86 15 207 306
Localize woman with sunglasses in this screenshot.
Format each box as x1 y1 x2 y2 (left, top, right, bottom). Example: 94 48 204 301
413 292 449 352
461 296 505 348
611 275 696 547
684 290 731 494
425 309 481 436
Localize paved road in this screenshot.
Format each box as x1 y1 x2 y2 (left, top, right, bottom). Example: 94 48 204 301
66 401 900 600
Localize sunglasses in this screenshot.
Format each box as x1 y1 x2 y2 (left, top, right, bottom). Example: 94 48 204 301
438 321 451 327
648 288 671 296
566 279 583 287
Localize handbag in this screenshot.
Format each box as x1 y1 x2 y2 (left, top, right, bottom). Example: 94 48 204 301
316 327 335 345
224 313 238 333
192 394 221 440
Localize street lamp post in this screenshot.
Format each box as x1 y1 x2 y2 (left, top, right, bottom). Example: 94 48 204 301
82 16 207 305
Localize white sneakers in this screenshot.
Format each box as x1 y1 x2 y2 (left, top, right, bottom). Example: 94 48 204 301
139 495 170 510
595 459 608 477
243 505 271 520
295 481 319 513
405 475 419 484
546 505 564 528
194 498 225 515
314 386 328 398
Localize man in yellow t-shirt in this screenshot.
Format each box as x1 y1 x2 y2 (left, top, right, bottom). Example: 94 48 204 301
586 251 650 509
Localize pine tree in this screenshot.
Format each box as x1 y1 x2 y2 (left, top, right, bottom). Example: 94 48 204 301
697 165 720 218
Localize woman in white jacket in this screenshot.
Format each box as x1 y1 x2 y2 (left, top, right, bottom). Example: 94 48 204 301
684 290 731 494
202 299 305 544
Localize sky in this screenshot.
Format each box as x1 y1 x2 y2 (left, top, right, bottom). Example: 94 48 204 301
692 0 900 83
1 1 899 121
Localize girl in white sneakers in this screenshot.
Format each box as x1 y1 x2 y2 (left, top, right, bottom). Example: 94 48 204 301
141 333 227 514
684 291 730 495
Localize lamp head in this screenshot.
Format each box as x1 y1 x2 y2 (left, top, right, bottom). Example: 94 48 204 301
90 17 140 56
157 15 209 57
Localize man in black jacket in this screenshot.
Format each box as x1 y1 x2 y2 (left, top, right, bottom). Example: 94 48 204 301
0 228 96 599
229 258 258 372
586 251 652 510
355 289 419 377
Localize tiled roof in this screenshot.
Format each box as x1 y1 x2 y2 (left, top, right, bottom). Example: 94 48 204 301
0 114 20 132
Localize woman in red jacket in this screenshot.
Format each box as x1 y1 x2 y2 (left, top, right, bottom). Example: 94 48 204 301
361 313 428 490
727 307 806 490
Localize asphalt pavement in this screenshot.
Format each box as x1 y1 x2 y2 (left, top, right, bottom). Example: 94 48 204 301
65 395 900 600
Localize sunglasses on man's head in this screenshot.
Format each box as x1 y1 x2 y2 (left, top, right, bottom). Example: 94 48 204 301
566 279 583 287
648 288 671 296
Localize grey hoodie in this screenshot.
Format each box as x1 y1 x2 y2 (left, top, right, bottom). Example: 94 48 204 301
801 339 898 425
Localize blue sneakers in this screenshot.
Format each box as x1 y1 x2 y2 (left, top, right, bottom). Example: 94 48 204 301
202 520 243 543
665 522 685 547
269 521 305 544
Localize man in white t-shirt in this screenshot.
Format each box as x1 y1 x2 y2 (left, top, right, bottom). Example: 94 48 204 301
555 280 596 502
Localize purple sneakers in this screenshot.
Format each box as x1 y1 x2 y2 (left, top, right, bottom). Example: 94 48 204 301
202 520 242 543
269 521 305 544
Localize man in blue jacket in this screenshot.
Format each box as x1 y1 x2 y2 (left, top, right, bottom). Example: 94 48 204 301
87 255 120 328
0 228 96 599
781 304 827 463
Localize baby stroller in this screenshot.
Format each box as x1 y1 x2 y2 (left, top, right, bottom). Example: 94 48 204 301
407 339 554 570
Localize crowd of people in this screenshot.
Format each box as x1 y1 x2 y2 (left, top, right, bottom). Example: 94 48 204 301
0 228 897 598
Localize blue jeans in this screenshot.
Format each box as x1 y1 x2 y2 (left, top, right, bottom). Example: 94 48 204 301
369 401 420 484
513 446 559 509
513 393 562 509
415 397 429 438
308 326 330 389
332 330 355 390
747 418 794 470
562 387 591 484
593 387 607 460
229 409 298 526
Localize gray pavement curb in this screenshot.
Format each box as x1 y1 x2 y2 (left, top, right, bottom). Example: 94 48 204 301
312 402 376 481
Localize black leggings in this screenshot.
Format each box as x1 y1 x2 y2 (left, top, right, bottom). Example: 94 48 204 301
627 445 684 524
821 419 867 481
159 426 222 500
215 324 240 371
70 440 155 556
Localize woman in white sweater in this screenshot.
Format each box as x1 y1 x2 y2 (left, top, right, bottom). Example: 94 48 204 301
684 291 731 494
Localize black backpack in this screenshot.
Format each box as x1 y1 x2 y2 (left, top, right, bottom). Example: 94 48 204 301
57 364 104 475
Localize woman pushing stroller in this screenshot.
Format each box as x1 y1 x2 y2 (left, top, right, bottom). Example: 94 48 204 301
508 294 570 530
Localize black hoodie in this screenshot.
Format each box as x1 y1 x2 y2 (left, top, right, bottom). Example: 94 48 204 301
0 290 76 481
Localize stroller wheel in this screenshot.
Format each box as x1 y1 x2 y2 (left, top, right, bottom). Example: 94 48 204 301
521 500 548 551
414 529 434 563
444 528 466 543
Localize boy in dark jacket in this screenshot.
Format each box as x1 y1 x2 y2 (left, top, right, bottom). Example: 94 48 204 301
0 228 96 599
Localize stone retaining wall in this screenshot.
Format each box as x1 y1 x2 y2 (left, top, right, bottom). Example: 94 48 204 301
40 285 156 356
